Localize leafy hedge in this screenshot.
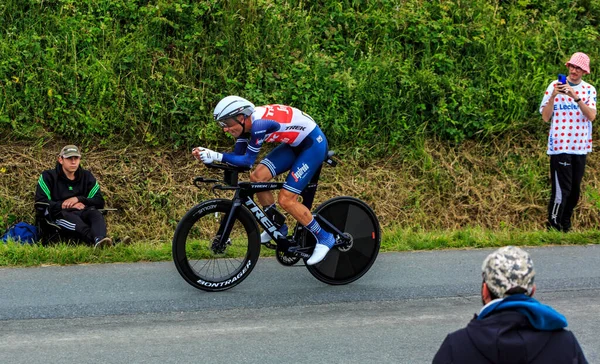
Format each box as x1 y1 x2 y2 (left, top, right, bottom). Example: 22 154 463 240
1 0 599 153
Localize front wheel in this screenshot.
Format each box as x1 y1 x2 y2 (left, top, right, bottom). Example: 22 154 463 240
172 199 261 292
304 196 381 285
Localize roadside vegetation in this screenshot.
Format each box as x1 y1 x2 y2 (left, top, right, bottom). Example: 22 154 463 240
2 138 599 267
3 228 599 267
1 1 599 266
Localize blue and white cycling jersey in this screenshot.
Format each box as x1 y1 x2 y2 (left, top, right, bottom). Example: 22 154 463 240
221 104 328 194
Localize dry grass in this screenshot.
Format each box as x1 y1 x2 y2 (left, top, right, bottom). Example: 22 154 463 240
2 135 599 244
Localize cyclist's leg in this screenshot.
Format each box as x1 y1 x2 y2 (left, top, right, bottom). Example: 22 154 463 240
254 144 296 242
250 164 275 206
278 130 332 265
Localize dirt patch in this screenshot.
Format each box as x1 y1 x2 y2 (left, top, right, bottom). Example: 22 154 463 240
2 136 599 242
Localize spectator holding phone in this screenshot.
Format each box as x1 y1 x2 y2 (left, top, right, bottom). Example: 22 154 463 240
539 52 597 231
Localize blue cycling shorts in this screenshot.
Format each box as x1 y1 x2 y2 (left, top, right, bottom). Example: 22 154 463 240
259 127 328 194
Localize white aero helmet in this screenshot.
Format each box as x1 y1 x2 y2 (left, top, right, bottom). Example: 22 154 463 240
213 96 255 123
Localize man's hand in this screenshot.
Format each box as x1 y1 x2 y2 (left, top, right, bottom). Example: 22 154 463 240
557 83 577 99
551 83 561 97
193 147 223 164
73 202 85 210
62 197 80 209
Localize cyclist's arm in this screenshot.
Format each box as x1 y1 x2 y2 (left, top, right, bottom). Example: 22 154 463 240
232 138 249 155
223 140 256 168
222 119 277 168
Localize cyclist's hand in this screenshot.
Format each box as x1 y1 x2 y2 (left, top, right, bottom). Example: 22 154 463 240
191 147 203 161
198 147 223 164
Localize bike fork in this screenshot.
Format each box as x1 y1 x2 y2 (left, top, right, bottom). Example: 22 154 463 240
214 199 243 247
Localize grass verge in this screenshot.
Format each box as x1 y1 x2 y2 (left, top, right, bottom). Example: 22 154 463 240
2 228 599 267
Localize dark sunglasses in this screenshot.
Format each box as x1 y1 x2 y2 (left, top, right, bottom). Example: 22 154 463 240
217 118 240 128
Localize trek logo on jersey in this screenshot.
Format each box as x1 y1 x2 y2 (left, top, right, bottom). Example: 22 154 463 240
285 125 306 131
291 163 310 182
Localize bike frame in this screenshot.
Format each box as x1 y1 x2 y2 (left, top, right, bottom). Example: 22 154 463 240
206 162 346 258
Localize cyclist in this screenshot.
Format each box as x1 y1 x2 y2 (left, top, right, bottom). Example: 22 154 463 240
192 96 334 265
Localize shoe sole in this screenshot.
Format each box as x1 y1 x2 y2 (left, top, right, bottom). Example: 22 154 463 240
94 238 113 249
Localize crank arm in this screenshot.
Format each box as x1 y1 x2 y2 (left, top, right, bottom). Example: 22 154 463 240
287 245 311 259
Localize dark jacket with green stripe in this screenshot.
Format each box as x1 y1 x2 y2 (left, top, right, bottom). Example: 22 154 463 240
35 163 104 218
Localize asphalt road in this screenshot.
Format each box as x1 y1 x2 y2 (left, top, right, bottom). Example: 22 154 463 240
1 245 599 363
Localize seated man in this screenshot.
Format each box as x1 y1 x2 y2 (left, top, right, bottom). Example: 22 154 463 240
34 145 127 248
433 246 587 363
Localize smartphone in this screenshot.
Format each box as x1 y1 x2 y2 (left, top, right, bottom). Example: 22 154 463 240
558 74 567 84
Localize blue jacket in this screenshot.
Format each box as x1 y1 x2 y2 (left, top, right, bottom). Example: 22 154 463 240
432 294 587 363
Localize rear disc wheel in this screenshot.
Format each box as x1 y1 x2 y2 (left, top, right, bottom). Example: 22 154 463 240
304 197 381 285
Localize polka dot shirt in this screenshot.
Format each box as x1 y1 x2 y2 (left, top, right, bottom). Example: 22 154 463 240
540 80 597 155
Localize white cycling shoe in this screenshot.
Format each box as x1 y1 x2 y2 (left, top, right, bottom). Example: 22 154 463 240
260 231 272 243
306 243 331 265
260 224 288 244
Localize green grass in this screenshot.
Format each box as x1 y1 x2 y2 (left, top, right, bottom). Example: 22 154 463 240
382 227 600 251
2 228 599 267
0 240 172 266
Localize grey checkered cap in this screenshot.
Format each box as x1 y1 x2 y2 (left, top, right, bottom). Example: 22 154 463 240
482 246 535 298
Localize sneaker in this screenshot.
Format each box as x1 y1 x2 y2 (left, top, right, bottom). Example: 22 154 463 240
306 243 331 265
94 237 113 249
114 236 132 246
260 224 288 244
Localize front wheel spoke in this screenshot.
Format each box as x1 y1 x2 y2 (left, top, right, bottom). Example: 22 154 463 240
216 259 223 278
190 257 205 273
193 256 212 275
223 258 235 274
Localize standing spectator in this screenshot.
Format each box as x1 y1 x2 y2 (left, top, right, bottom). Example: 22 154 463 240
35 145 129 248
432 246 588 363
539 52 597 231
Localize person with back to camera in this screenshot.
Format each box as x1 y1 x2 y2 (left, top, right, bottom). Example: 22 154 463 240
432 246 587 363
192 96 334 265
540 52 597 232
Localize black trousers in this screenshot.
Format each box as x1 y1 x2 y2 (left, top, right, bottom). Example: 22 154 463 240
548 154 587 232
55 208 107 244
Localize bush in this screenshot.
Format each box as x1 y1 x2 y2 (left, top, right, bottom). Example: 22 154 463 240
1 0 599 155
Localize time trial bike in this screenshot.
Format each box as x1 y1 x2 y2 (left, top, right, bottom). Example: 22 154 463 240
172 151 381 292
